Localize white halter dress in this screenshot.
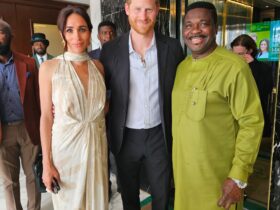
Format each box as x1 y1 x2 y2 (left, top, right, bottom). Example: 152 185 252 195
51 52 108 210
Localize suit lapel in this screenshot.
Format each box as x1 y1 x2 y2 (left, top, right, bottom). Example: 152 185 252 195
156 34 168 100
117 33 130 108
155 35 169 141
14 55 27 104
33 55 40 69
47 54 53 60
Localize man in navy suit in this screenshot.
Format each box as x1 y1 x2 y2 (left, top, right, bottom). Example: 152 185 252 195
100 0 184 209
89 20 116 59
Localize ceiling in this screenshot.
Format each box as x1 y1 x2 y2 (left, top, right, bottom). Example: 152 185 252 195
253 0 280 9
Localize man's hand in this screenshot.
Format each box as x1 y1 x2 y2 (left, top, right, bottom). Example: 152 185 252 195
217 178 243 210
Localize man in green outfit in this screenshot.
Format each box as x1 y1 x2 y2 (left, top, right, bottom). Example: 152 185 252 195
172 1 264 210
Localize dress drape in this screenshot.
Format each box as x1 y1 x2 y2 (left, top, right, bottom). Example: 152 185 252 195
51 52 108 210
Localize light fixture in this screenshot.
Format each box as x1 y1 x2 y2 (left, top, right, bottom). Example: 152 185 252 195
160 7 169 11
227 0 253 8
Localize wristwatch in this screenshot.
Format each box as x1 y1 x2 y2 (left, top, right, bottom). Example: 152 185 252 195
231 178 247 189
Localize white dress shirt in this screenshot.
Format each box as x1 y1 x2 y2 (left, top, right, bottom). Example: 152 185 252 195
36 54 47 65
125 32 161 129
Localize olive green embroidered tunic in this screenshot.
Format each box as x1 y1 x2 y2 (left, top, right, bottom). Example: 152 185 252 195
172 47 264 210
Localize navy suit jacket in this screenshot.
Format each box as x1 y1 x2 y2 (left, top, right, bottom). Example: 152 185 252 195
88 48 101 60
100 32 184 155
32 53 54 69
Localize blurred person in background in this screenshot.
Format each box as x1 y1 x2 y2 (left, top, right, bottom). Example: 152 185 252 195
231 34 273 137
88 20 116 59
31 33 53 68
0 19 41 210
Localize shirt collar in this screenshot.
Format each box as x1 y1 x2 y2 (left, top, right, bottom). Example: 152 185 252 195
6 54 14 64
0 54 14 67
36 53 47 61
128 31 156 55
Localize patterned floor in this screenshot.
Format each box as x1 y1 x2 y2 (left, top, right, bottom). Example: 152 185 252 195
0 171 150 210
0 164 268 210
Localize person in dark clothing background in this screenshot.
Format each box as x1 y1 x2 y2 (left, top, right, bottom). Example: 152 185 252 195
231 34 273 136
88 20 116 60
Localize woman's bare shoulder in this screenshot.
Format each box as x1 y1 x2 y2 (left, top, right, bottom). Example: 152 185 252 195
39 58 61 81
39 59 60 74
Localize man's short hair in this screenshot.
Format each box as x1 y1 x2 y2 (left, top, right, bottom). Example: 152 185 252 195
98 20 116 33
185 1 218 25
125 0 159 5
0 19 12 38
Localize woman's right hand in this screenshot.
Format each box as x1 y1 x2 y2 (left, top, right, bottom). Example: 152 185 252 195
42 162 60 193
243 54 254 63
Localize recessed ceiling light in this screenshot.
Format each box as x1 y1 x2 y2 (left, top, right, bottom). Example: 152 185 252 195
265 5 269 8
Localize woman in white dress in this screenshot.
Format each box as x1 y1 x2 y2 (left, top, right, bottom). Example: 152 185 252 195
39 6 108 210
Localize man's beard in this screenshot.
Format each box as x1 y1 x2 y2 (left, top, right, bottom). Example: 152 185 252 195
34 48 46 56
0 39 11 56
128 18 155 36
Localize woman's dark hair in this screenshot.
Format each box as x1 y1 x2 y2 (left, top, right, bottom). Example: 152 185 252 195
230 34 258 58
57 5 92 50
